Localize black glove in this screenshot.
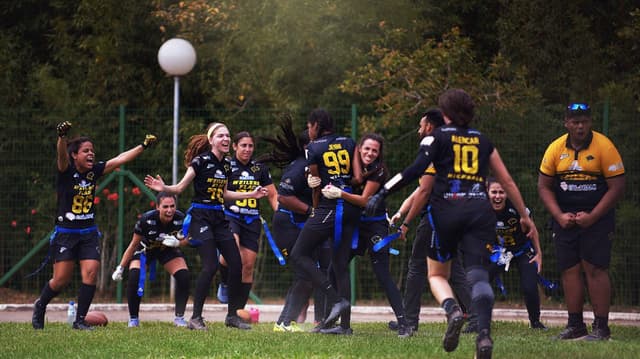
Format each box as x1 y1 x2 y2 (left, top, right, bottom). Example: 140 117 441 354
56 121 72 138
142 134 157 149
365 187 388 217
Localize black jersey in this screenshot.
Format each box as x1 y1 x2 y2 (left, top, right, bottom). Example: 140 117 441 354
224 158 273 216
306 133 356 204
401 125 494 201
55 161 106 229
277 156 313 223
189 152 232 205
134 209 186 249
494 199 531 249
359 161 387 217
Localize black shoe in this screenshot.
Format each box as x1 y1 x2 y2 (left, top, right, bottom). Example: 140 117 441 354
225 315 252 330
320 326 353 335
187 316 208 331
72 320 95 330
530 321 548 331
462 322 479 334
442 307 465 352
475 329 493 359
584 320 611 341
554 323 588 340
398 323 414 338
32 299 46 330
388 320 398 331
324 298 349 326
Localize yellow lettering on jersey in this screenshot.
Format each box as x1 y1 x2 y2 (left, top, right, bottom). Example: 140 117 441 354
451 135 479 145
328 144 343 151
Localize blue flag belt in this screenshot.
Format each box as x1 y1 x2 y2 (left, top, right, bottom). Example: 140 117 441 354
261 216 285 265
277 208 306 229
224 209 259 224
182 203 223 238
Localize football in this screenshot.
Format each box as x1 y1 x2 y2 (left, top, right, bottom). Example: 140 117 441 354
236 309 251 323
84 310 108 326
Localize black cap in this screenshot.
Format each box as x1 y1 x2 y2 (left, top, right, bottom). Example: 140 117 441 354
566 103 591 118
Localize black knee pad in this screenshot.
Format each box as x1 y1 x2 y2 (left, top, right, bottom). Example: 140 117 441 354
467 266 493 300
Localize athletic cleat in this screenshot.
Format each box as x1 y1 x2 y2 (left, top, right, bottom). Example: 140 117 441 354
32 299 46 330
530 321 548 331
217 283 229 304
388 320 398 331
225 314 251 330
462 322 479 334
72 320 95 330
398 323 414 338
173 316 187 327
310 320 334 333
128 318 140 328
274 321 303 332
584 322 611 341
188 316 208 331
554 324 588 340
442 307 465 352
324 298 349 326
320 326 353 335
475 329 493 359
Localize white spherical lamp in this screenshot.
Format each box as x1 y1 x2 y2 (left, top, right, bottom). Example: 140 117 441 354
158 38 197 76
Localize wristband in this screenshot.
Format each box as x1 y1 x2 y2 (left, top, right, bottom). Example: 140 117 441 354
141 143 148 150
305 206 313 216
401 222 410 229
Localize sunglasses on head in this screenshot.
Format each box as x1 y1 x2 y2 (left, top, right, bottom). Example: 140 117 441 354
567 103 590 111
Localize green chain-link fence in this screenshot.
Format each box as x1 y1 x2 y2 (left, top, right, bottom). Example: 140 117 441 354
1 105 638 309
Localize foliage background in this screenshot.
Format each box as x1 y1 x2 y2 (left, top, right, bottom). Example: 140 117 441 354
0 1 638 307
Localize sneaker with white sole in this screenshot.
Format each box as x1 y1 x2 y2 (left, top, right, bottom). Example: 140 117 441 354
174 316 187 327
128 318 140 328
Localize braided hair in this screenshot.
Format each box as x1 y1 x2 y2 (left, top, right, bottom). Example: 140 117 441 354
257 113 309 169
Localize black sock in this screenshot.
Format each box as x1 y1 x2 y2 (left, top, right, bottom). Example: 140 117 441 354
442 298 458 315
38 282 59 307
76 283 96 322
594 315 608 328
173 269 190 317
239 282 252 309
568 312 584 327
127 268 141 318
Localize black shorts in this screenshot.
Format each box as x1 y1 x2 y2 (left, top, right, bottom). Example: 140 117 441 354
132 246 185 266
271 210 303 259
228 215 262 252
426 198 495 267
188 208 234 245
552 212 614 271
51 230 101 262
352 219 389 257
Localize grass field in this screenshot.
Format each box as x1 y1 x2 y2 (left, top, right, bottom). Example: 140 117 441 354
2 321 638 358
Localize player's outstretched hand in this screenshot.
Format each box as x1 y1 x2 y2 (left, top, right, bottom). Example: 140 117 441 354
142 134 157 149
144 174 165 192
56 121 72 138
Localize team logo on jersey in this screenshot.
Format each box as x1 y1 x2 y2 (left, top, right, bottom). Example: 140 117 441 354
214 169 225 179
65 212 75 221
147 219 156 225
86 172 95 180
200 226 208 233
568 160 582 171
560 153 569 160
149 230 157 235
59 246 67 253
251 165 260 173
420 136 435 147
586 155 594 161
608 162 624 172
207 163 216 169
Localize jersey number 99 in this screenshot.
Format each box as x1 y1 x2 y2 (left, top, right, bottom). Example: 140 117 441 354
323 149 351 175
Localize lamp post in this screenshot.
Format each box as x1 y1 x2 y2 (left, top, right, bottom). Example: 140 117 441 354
157 38 197 186
158 38 196 301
